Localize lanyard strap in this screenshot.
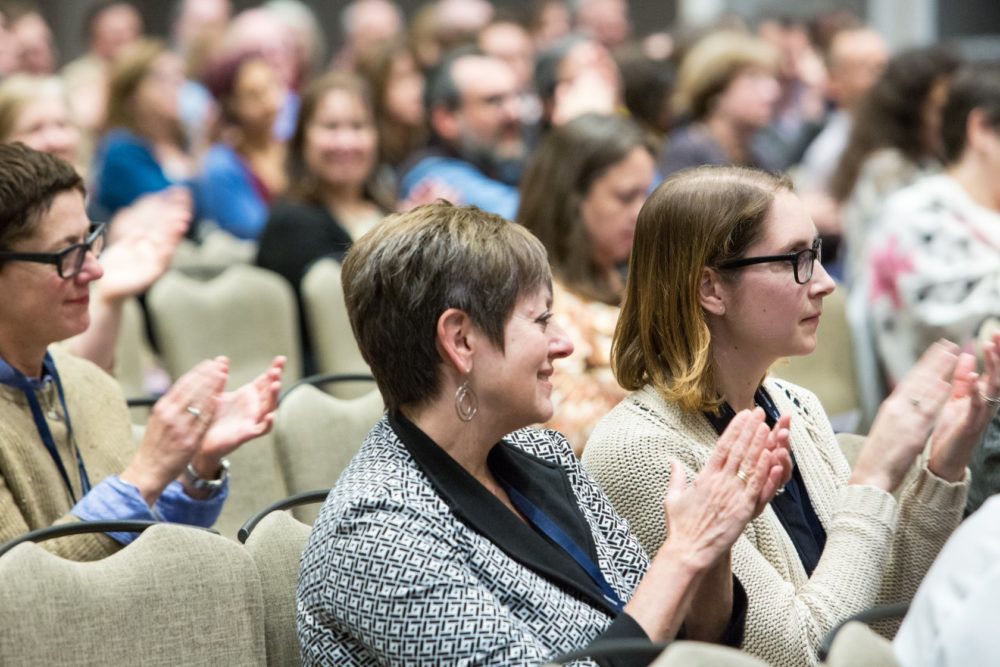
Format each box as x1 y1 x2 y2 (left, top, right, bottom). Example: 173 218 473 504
497 477 625 613
0 353 91 502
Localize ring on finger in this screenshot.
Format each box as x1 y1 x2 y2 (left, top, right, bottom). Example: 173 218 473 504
736 469 751 485
186 405 203 418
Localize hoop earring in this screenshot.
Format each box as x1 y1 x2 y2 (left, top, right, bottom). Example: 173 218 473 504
454 376 478 422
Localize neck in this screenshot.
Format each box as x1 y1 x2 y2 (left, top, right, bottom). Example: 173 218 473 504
134 115 175 145
401 396 507 485
949 158 1000 212
0 334 47 378
320 182 367 215
709 334 771 412
704 116 754 164
238 124 276 152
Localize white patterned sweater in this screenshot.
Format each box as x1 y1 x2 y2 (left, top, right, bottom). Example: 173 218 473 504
583 378 967 667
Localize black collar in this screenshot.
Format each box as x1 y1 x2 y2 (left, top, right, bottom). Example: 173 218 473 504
389 411 619 616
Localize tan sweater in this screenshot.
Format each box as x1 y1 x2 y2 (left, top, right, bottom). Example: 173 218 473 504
583 378 967 667
0 347 134 561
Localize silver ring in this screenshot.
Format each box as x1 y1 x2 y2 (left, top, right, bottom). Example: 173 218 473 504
185 405 203 418
980 392 1000 406
736 469 750 485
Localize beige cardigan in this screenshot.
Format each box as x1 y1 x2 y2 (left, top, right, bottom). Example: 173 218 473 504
583 377 967 667
0 347 133 561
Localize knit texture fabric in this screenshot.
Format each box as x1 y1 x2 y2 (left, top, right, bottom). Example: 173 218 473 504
583 377 967 667
0 346 133 560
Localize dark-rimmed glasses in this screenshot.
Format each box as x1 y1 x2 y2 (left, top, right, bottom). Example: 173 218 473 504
717 237 822 285
0 223 107 279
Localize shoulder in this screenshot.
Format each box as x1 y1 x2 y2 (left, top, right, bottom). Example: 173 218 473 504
48 346 124 399
264 199 331 229
201 144 243 172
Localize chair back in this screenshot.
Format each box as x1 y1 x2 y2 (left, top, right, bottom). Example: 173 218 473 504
171 230 257 276
0 523 267 666
244 511 313 667
301 258 371 399
274 384 383 523
113 297 155 398
147 264 302 388
824 621 899 666
652 641 771 666
771 285 862 432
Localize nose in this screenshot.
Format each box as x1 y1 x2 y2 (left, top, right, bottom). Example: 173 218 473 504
76 249 104 283
549 321 574 360
809 259 836 298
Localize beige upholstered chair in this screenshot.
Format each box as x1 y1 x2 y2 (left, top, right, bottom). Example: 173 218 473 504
0 523 267 666
834 432 866 469
170 229 257 276
146 264 302 388
274 384 384 523
301 258 372 399
823 621 899 667
652 641 770 666
146 264 300 537
112 297 155 399
244 511 314 667
771 286 863 434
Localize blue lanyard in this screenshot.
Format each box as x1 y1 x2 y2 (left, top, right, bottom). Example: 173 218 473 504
0 353 91 502
497 477 625 614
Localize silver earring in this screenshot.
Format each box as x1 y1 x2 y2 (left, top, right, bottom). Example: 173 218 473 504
455 376 478 422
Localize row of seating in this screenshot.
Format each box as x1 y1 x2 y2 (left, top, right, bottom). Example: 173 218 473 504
0 506 902 667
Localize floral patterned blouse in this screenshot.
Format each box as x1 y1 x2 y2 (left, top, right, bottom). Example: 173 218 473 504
545 280 626 457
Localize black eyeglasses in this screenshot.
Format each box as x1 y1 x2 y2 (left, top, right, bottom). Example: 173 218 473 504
0 223 107 279
717 237 822 285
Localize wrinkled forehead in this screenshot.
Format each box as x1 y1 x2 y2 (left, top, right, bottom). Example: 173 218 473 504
452 56 517 99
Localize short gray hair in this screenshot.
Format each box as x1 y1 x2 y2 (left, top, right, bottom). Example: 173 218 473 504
342 201 551 411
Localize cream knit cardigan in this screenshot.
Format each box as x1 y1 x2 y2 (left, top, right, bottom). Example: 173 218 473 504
583 377 967 667
0 347 133 561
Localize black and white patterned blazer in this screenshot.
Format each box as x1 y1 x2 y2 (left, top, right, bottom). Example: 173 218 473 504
296 413 654 666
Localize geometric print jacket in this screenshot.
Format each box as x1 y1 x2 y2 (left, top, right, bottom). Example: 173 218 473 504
297 413 657 665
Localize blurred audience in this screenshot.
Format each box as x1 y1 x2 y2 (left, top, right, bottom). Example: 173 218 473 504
256 72 388 370
335 0 404 69
616 46 676 140
199 50 287 240
8 5 56 76
661 30 781 178
534 34 621 130
518 113 655 454
398 50 525 219
572 0 631 52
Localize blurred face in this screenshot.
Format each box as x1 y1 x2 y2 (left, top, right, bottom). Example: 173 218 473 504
0 190 104 352
134 52 185 124
479 22 535 91
472 285 573 431
827 30 889 111
12 12 56 75
7 93 80 165
558 40 621 100
304 89 377 189
384 51 424 127
576 0 631 50
579 147 655 269
715 66 781 130
91 4 143 61
448 56 525 163
231 58 283 132
714 190 836 363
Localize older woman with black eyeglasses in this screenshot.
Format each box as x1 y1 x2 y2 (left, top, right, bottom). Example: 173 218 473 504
584 165 1000 666
0 143 284 561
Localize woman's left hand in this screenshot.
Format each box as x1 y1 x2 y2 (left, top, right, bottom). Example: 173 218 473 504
928 334 1000 482
191 356 286 475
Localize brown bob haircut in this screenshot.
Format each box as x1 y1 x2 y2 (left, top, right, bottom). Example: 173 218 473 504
342 201 551 412
613 165 792 413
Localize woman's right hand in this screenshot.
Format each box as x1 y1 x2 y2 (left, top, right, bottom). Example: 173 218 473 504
120 358 228 505
851 340 959 493
664 409 789 570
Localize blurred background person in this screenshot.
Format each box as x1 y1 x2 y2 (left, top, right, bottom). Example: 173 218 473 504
256 72 389 373
572 0 631 53
355 41 427 198
518 113 655 454
478 14 541 129
831 45 961 286
334 0 404 69
91 39 198 223
529 0 571 51
265 0 326 93
660 30 781 178
616 45 677 141
199 50 287 240
533 34 621 131
7 4 56 76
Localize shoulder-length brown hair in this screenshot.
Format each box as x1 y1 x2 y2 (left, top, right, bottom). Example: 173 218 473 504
104 38 183 145
286 70 392 211
517 113 655 306
613 165 791 413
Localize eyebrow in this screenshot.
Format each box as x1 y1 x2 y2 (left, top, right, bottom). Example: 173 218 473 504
775 234 819 255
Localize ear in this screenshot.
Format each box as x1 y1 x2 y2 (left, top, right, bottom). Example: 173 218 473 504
436 307 475 376
431 104 460 143
966 108 994 155
698 267 727 317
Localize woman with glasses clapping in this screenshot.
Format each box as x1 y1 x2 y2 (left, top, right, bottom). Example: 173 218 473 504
0 143 285 561
583 165 1000 666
